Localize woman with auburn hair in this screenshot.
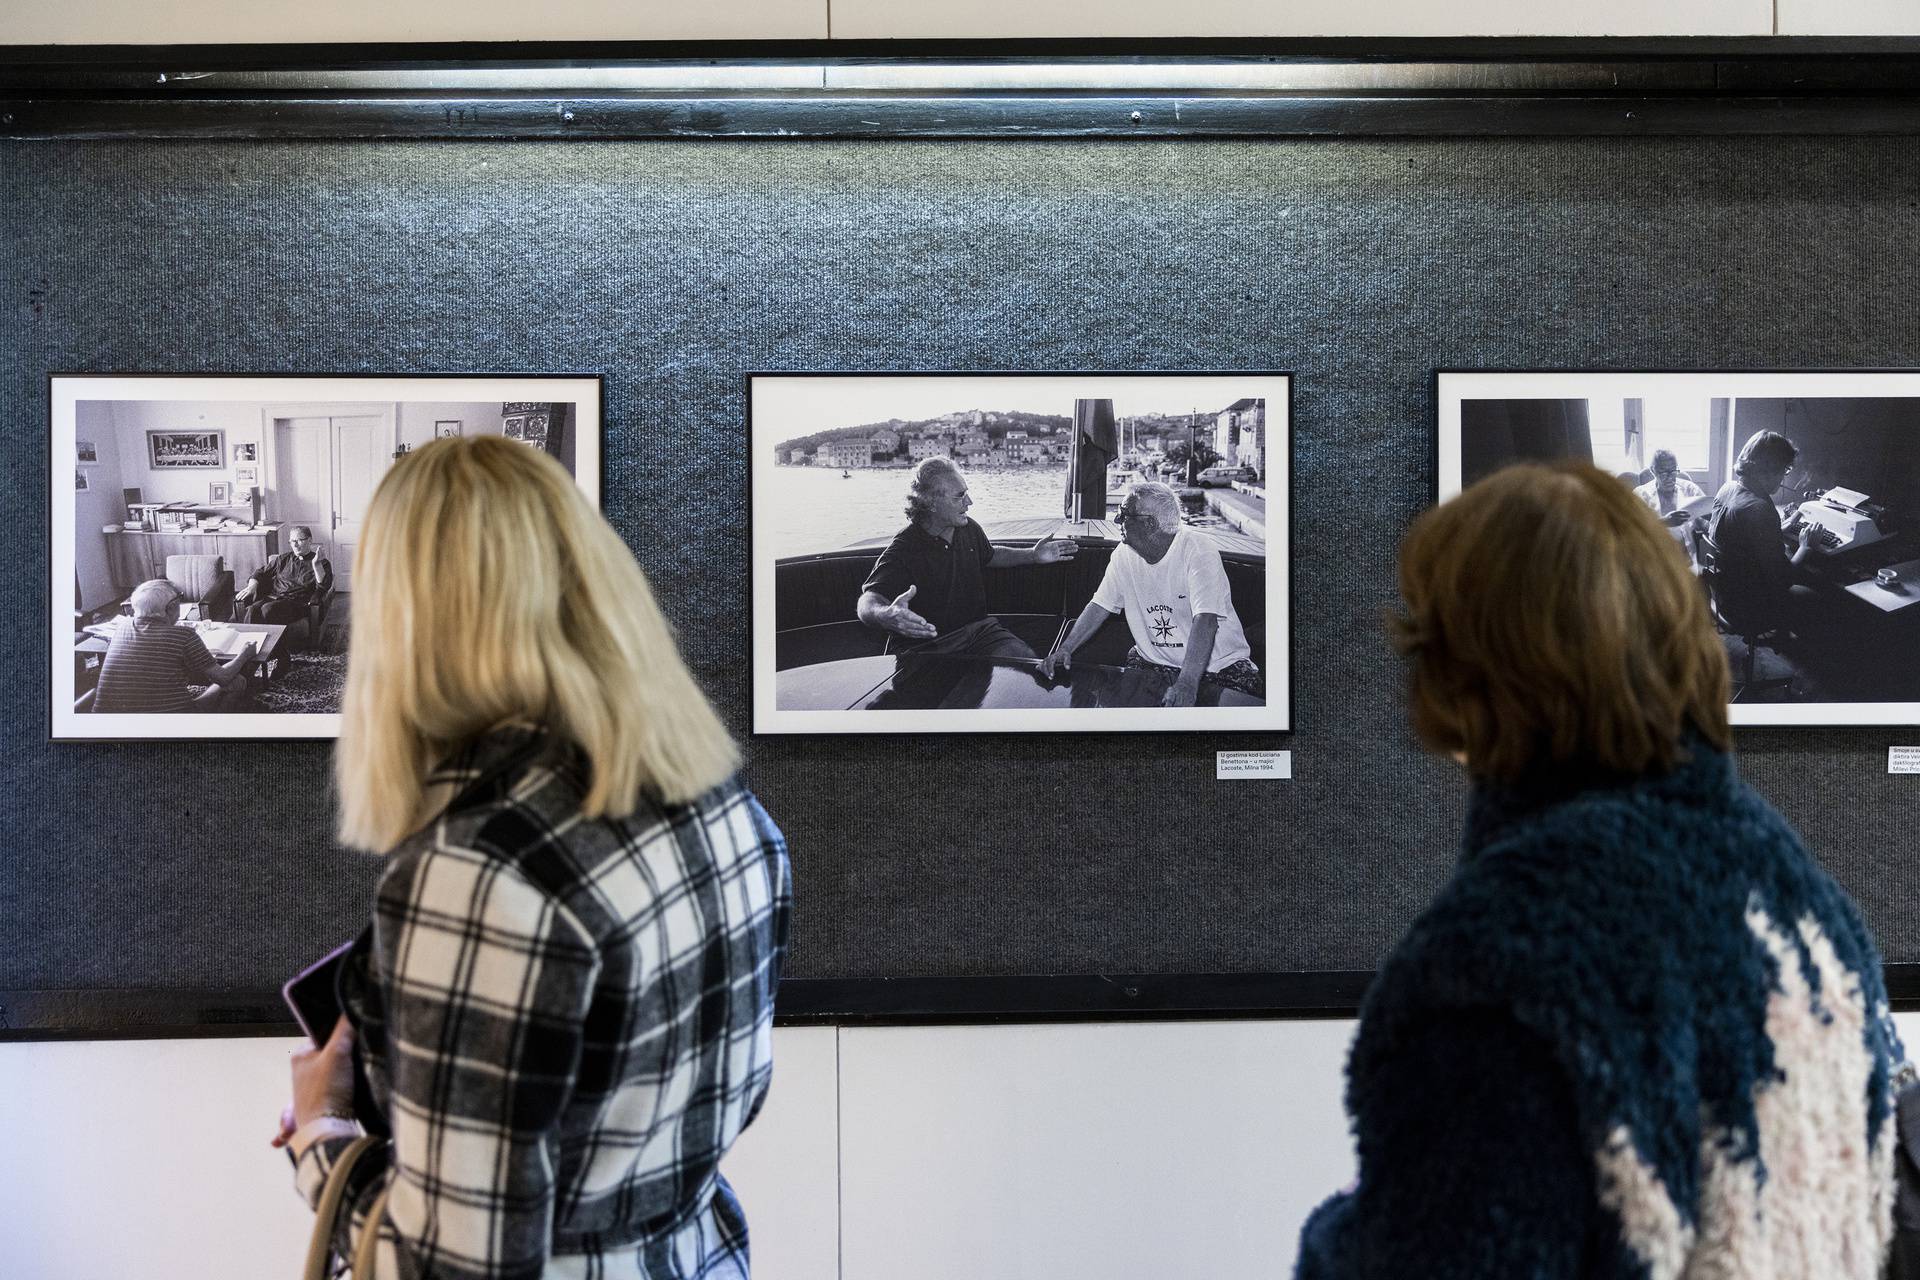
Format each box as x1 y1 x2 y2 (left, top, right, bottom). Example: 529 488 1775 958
1297 461 1903 1280
277 436 791 1279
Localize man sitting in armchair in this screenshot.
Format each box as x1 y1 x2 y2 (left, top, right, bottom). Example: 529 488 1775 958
237 525 333 626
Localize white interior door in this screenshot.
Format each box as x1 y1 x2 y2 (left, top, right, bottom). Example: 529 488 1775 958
272 417 334 573
271 413 393 592
330 416 387 592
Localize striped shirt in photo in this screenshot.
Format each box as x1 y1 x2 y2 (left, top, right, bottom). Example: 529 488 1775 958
92 619 220 713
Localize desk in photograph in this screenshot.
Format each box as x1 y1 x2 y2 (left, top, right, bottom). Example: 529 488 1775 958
105 529 280 596
76 621 291 685
1842 557 1920 614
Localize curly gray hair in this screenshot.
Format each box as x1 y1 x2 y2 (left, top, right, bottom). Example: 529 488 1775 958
905 456 963 523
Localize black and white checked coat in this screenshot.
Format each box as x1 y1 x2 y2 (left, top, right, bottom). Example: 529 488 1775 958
295 724 792 1279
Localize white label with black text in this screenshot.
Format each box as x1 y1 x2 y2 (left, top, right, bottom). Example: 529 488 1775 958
1891 746 1920 775
1217 750 1292 780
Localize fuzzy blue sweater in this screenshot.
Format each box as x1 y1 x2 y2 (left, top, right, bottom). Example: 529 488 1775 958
1297 742 1900 1279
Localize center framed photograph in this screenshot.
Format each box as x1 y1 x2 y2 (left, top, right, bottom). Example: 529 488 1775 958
750 372 1290 735
51 372 603 742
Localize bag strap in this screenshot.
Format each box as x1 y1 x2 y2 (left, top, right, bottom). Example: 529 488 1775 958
351 1178 397 1279
301 1133 381 1280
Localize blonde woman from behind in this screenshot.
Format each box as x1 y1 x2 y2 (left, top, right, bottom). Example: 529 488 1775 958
280 435 792 1279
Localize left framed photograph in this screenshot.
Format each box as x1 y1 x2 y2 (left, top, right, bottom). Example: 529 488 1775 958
751 371 1290 734
52 373 604 741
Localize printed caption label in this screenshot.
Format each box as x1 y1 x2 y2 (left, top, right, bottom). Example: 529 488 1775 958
1891 747 1920 775
1217 750 1292 781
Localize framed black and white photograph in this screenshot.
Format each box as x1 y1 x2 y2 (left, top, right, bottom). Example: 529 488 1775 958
76 440 98 465
147 429 224 469
1437 370 1920 727
52 373 603 741
435 419 462 439
751 372 1290 734
75 469 89 492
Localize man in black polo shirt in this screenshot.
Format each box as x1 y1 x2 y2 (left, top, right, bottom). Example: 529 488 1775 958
858 457 1077 660
236 524 332 626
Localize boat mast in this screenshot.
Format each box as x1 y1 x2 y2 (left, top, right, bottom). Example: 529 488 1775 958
1068 403 1082 524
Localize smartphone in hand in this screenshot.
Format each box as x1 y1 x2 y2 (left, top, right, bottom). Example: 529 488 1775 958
282 940 354 1043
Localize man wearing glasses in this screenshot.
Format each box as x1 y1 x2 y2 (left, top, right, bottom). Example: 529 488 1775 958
1707 430 1820 638
1041 482 1260 707
91 579 257 713
236 525 333 627
1634 450 1710 524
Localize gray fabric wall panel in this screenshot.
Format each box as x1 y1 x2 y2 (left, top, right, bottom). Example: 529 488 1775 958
3 137 1917 994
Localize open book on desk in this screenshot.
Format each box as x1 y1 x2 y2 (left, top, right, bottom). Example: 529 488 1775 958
190 624 258 658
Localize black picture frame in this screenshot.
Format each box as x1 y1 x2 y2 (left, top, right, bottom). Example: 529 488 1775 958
1434 368 1920 728
52 372 607 743
748 370 1293 736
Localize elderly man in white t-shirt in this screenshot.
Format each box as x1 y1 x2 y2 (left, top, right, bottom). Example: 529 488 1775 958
1039 482 1261 707
1634 449 1709 525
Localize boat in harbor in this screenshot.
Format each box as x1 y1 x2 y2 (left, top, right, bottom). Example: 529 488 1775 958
756 382 1283 725
770 506 1267 713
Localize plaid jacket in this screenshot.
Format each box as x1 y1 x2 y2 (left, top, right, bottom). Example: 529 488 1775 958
295 724 792 1279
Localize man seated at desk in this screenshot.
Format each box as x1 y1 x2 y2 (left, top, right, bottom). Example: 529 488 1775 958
236 525 332 626
1706 430 1819 636
92 579 256 713
1041 482 1262 707
857 457 1077 658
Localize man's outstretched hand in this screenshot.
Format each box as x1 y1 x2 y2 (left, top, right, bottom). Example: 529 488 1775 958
1031 535 1079 564
878 586 937 640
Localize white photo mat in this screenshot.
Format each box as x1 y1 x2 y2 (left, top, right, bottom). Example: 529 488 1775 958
750 372 1290 734
1436 370 1920 728
52 373 602 741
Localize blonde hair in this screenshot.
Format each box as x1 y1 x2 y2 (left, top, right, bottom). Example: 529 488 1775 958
336 436 739 851
1390 461 1731 783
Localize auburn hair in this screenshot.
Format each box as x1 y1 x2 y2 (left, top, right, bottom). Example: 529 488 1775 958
336 435 739 852
1390 461 1731 783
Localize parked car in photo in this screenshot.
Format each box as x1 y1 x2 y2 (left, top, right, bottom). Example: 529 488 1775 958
1198 464 1257 488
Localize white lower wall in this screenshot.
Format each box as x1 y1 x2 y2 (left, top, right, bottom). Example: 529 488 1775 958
0 1019 1356 1280
838 1020 1356 1280
15 1013 1908 1279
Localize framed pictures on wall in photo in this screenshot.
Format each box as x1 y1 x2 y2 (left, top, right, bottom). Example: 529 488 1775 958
51 373 604 742
1436 370 1920 727
749 371 1291 734
147 429 223 468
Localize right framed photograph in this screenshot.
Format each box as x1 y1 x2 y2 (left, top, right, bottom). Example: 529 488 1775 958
1437 370 1920 727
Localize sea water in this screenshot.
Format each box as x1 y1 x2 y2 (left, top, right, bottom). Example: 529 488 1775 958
764 465 1086 556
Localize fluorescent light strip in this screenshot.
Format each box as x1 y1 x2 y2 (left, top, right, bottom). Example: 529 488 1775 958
117 61 1662 95
826 61 1636 91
